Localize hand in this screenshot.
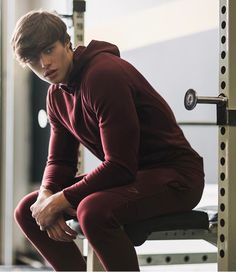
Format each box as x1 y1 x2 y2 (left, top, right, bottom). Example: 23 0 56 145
64 206 77 217
38 187 53 201
46 216 78 242
30 189 53 228
30 191 72 230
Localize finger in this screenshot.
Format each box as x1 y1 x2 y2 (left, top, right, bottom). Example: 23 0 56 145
30 208 35 217
35 217 48 230
46 226 64 241
53 217 77 242
34 217 41 227
31 210 37 219
48 223 75 242
30 204 36 213
55 223 77 241
40 225 46 231
58 218 78 237
46 228 58 241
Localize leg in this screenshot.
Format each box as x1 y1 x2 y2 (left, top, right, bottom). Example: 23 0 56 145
77 167 204 271
78 194 140 271
14 191 86 271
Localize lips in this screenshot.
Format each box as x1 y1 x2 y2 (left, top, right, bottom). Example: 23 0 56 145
44 69 57 78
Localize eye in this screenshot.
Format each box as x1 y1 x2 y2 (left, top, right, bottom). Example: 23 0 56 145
44 46 54 54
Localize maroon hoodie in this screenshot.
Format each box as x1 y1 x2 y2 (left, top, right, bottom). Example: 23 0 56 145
42 40 204 207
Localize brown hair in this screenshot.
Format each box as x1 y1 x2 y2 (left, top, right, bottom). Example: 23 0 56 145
11 10 71 65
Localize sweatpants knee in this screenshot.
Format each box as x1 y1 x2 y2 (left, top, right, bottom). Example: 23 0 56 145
77 192 117 237
14 191 38 227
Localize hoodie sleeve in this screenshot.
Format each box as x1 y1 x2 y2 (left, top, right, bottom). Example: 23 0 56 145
41 87 79 193
63 64 140 207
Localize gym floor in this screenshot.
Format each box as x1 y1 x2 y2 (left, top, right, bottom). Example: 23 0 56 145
0 263 217 271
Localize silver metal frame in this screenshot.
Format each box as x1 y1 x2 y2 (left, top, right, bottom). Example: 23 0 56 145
73 0 85 175
0 0 2 263
1 0 15 265
73 225 217 270
138 252 217 266
72 0 86 262
218 0 236 270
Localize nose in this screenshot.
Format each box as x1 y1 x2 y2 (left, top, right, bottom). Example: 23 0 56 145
40 53 51 69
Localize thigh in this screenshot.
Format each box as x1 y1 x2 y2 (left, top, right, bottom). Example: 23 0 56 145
83 167 204 225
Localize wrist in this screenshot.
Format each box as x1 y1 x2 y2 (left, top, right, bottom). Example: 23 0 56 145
38 187 53 200
54 191 72 210
39 185 53 194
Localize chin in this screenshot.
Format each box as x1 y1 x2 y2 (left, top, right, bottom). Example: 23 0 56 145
51 76 66 84
50 79 61 84
47 78 62 85
40 75 64 85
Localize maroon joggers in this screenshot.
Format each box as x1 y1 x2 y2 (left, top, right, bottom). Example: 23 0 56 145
15 166 204 271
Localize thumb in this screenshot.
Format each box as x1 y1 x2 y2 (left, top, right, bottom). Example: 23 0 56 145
30 204 34 212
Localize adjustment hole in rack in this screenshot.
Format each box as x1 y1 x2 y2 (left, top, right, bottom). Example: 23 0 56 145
220 234 225 242
221 21 226 29
221 66 226 74
220 188 225 196
202 255 208 262
184 256 189 262
220 250 225 258
221 6 226 14
220 142 226 150
221 36 226 44
220 203 225 211
221 51 226 59
220 172 225 181
221 127 226 135
221 81 226 89
220 219 225 227
146 257 152 264
165 256 171 263
220 157 225 165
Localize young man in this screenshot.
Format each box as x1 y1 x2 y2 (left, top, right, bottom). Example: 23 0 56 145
12 10 205 271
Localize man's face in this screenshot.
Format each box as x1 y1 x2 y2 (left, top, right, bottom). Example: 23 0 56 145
27 40 73 84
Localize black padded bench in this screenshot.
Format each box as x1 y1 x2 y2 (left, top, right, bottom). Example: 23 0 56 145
124 210 209 246
67 208 217 271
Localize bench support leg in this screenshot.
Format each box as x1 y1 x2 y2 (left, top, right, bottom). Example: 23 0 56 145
87 242 104 271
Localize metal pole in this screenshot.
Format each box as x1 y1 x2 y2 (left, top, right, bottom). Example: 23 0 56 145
1 0 15 265
73 0 86 175
218 0 236 270
0 0 3 263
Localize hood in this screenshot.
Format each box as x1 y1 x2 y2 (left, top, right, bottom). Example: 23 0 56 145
67 40 120 89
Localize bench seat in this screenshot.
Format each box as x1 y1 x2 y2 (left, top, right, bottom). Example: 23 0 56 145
67 209 211 246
